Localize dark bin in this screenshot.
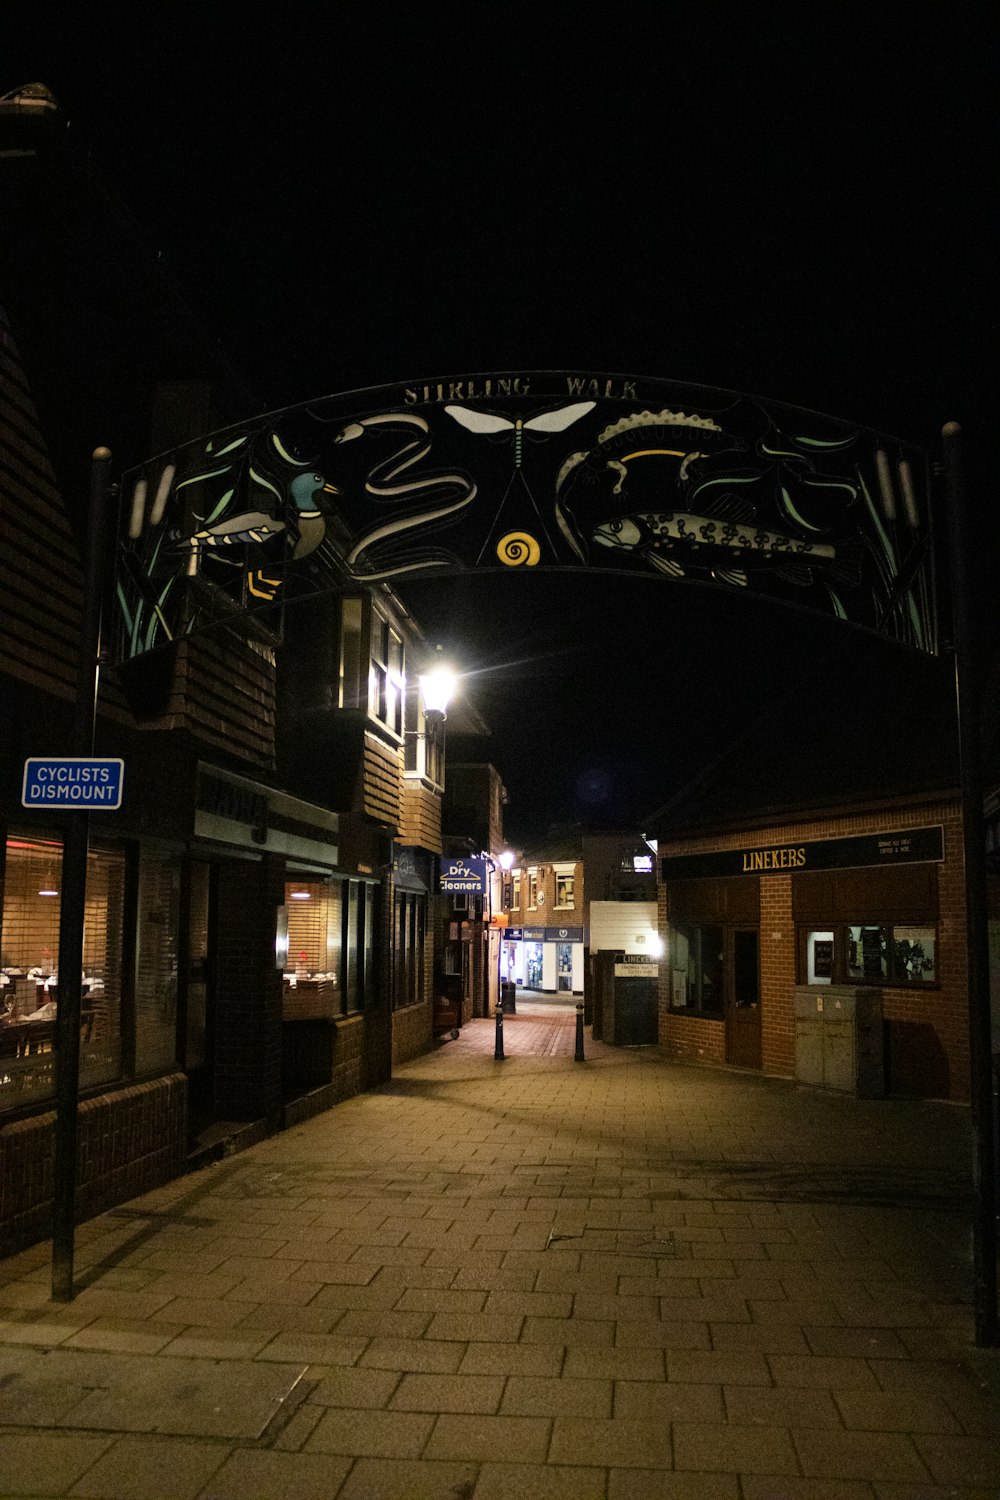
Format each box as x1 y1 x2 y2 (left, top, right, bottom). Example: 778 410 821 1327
501 981 517 1014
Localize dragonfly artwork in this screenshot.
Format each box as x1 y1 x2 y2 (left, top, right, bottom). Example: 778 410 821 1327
443 400 596 467
110 373 939 665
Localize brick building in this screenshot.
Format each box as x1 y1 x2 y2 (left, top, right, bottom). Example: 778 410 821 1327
645 637 978 1101
0 96 473 1253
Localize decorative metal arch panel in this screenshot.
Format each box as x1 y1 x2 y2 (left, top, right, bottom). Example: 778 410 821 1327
113 371 937 663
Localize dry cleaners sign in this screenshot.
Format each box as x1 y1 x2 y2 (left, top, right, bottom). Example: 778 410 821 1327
440 857 487 894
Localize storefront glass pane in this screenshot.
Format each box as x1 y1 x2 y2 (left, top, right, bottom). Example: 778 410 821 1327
847 925 888 981
525 941 543 989
892 925 936 983
0 836 124 1107
283 879 340 1020
806 929 835 985
135 845 181 1074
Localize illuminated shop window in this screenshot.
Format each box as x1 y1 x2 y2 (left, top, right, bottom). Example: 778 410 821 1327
282 879 343 1019
554 872 575 908
1 835 125 1107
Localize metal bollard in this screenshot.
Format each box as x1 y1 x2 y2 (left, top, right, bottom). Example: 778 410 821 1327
575 1002 585 1062
494 1003 505 1060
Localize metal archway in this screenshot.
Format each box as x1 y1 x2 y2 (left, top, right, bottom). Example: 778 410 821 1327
112 371 936 665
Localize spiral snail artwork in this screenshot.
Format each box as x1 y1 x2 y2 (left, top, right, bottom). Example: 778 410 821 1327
112 371 937 664
497 532 541 567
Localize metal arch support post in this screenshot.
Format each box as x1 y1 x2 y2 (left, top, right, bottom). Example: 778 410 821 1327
494 1003 504 1060
52 447 115 1303
942 422 999 1347
575 1002 586 1061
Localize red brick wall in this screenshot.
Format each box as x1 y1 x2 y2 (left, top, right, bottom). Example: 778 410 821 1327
659 798 969 1100
0 1073 187 1257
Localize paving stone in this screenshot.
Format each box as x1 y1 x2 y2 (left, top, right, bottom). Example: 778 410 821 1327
614 1379 725 1423
769 1354 879 1388
708 1322 811 1354
674 1419 800 1474
360 1337 468 1373
667 1350 772 1385
912 1433 1000 1488
424 1311 522 1342
549 1414 673 1468
724 1384 843 1428
607 1469 739 1498
390 1372 504 1413
615 1320 713 1349
0 1434 113 1495
499 1374 612 1417
63 1316 186 1354
334 1457 479 1498
804 1326 911 1359
740 1481 873 1499
834 1388 961 1434
256 1331 367 1363
474 1461 608 1499
423 1411 551 1462
69 1435 226 1499
197 1447 352 1498
458 1341 564 1377
306 1406 435 1457
309 1366 402 1407
793 1428 930 1482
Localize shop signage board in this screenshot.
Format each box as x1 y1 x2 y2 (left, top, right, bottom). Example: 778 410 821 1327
440 856 487 893
21 757 124 810
661 825 944 882
615 955 660 976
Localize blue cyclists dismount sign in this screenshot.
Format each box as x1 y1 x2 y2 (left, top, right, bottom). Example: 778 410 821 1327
21 758 125 810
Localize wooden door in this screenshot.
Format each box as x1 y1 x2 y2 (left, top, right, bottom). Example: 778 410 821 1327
725 927 762 1068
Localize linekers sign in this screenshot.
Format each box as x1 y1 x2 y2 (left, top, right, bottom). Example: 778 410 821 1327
21 758 125 810
660 826 944 881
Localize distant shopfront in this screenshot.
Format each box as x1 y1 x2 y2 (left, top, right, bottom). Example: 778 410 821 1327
659 804 968 1100
502 925 585 994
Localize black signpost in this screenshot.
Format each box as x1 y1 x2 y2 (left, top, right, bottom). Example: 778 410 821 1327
50 448 116 1302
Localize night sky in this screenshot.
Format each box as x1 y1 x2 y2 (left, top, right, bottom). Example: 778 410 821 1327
3 7 995 841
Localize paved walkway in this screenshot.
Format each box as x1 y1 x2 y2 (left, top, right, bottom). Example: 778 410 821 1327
2 1023 999 1498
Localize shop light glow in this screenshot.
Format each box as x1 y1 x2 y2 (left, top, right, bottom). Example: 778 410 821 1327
38 886 59 897
290 890 311 900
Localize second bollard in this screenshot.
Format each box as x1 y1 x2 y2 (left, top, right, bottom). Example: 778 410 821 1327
575 1002 585 1062
494 1003 505 1060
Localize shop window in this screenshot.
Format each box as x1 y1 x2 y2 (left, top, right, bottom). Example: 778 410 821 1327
798 924 937 986
805 929 835 985
669 924 724 1016
555 872 575 908
393 891 426 1009
283 879 342 1020
134 844 182 1074
404 686 445 788
1 835 125 1107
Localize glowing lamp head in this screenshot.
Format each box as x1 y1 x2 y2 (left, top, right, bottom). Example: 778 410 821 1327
418 663 457 717
498 850 515 871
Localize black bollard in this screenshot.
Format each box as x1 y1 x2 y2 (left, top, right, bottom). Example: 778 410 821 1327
494 1003 505 1060
575 1002 585 1062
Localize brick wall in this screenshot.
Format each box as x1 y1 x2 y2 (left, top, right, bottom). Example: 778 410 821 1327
0 1073 186 1258
658 798 969 1100
393 999 432 1065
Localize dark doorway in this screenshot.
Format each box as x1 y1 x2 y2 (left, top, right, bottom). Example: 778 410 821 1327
726 927 762 1068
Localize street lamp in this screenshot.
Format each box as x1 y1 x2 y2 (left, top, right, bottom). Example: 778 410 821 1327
418 661 457 719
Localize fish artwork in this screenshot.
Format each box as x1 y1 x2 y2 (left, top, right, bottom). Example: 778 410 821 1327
591 500 862 588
